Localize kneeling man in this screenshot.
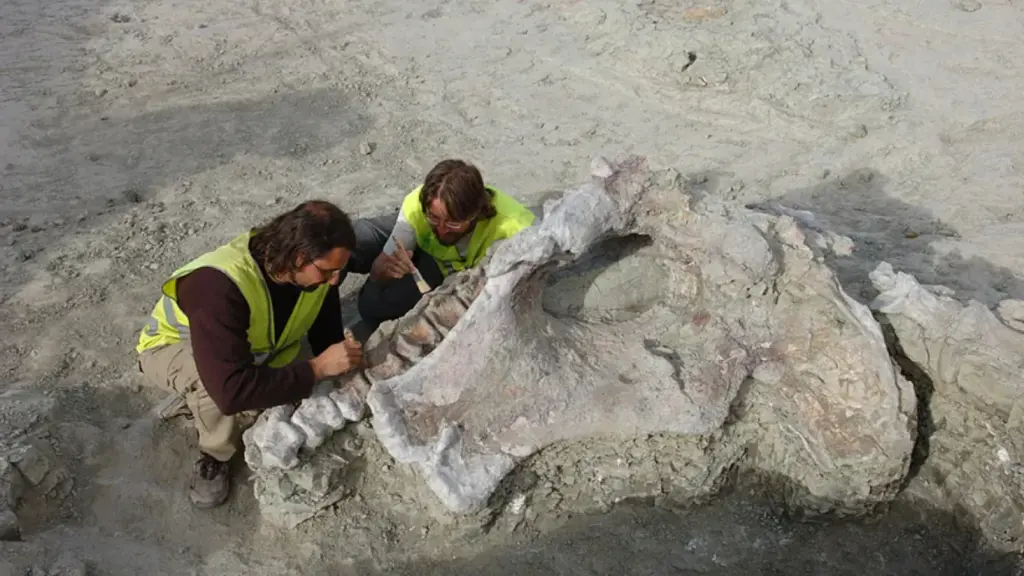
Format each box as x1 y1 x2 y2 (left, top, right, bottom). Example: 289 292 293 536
135 200 368 509
357 159 535 331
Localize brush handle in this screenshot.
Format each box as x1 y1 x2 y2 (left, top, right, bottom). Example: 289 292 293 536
394 237 431 294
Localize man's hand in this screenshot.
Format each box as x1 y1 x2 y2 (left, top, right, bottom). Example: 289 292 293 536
369 238 416 282
309 335 363 380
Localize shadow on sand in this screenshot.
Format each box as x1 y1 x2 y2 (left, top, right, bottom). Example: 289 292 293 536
748 168 1024 308
378 492 1022 576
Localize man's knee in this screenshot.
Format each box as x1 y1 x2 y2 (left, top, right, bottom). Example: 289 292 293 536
138 343 198 395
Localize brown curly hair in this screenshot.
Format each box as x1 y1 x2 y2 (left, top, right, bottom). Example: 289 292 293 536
249 200 356 278
418 159 497 222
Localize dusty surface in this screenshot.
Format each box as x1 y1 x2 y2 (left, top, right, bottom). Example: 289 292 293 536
389 493 1024 576
2 0 1024 572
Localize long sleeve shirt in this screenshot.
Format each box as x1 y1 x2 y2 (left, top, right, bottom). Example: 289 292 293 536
173 213 395 414
174 241 361 416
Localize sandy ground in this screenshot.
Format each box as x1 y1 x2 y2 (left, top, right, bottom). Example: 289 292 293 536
2 0 1024 573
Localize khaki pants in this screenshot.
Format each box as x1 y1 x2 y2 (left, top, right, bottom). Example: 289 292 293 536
138 343 257 462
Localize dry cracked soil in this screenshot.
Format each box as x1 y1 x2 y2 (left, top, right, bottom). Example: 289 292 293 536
2 0 1024 573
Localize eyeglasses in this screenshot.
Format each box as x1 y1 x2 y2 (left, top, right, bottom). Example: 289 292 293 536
427 212 475 231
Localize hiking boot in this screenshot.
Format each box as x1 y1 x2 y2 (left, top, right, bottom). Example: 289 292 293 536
189 453 230 509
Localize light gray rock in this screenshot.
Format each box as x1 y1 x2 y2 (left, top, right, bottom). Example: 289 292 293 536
242 375 373 526
292 398 339 450
0 461 24 510
249 449 350 529
870 262 1024 550
0 390 72 515
870 262 1024 421
245 406 304 470
0 509 18 541
997 298 1024 333
244 421 368 528
747 201 856 258
366 155 915 515
9 444 49 486
329 379 368 422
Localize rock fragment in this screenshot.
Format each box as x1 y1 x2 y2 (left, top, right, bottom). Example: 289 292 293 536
0 461 24 510
0 509 18 541
242 373 375 526
5 440 70 499
996 299 1024 332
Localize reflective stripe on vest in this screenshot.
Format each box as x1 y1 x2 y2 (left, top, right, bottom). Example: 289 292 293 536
142 299 275 364
141 295 190 338
401 185 535 276
135 232 329 368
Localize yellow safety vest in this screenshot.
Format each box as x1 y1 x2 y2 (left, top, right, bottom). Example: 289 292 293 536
402 185 535 276
135 232 330 368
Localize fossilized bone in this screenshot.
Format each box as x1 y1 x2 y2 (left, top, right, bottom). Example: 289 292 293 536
240 268 488 526
242 156 916 521
242 268 486 474
243 378 369 471
363 156 916 514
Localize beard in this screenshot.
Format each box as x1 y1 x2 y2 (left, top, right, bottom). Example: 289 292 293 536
434 228 468 247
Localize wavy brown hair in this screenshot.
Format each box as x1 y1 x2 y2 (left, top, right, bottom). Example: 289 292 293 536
418 159 497 222
249 200 356 278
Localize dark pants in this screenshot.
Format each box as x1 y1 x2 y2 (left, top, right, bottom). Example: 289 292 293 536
353 212 444 333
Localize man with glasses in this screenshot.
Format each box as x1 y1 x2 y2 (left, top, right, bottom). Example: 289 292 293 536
135 200 373 509
356 159 535 333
